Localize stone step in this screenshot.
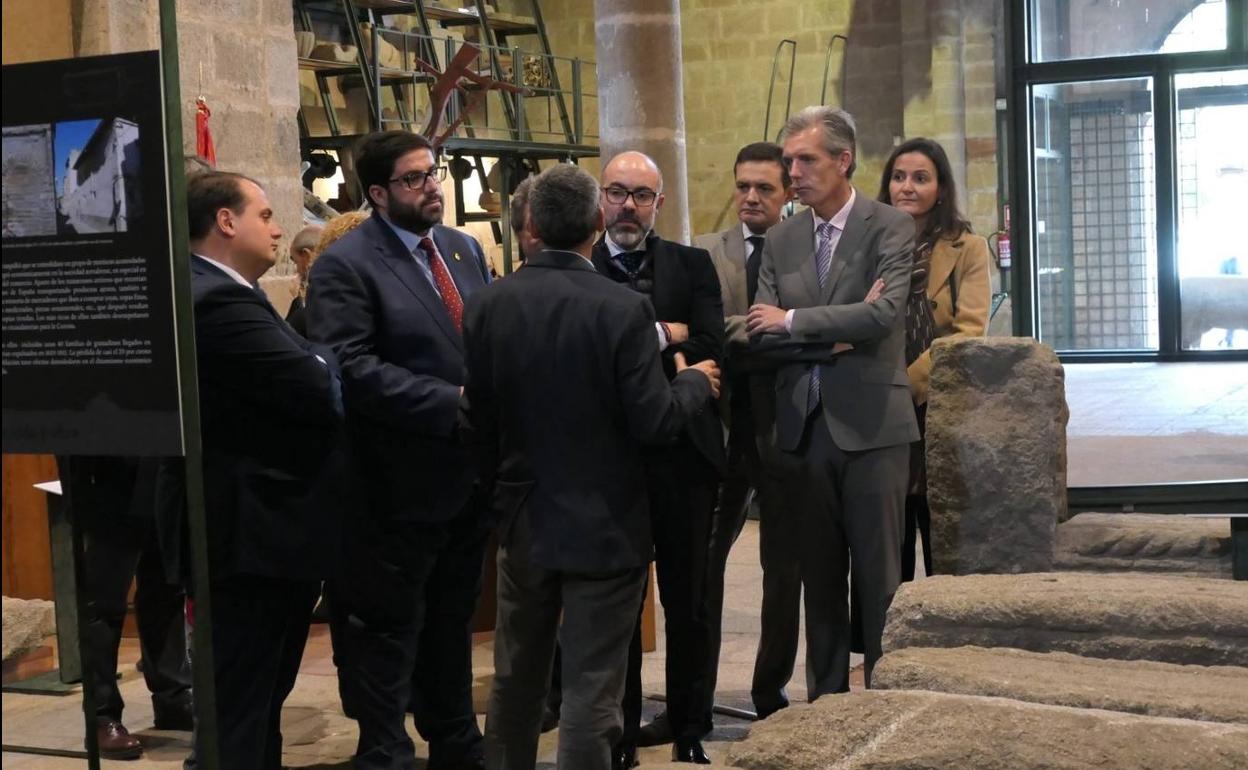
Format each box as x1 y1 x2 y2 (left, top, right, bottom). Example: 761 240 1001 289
1055 513 1232 578
725 690 1248 770
872 645 1248 724
882 572 1248 667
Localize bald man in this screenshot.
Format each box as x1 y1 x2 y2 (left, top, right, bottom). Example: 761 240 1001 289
285 223 322 336
592 152 725 767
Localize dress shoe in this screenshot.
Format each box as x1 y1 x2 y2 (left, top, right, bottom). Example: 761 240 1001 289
753 698 789 720
636 709 673 746
94 719 143 760
672 737 711 764
153 703 195 731
612 742 638 770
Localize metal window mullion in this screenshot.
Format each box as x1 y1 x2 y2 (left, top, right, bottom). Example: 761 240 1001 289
1153 65 1180 356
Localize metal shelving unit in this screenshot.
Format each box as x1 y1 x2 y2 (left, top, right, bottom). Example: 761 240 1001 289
292 0 598 269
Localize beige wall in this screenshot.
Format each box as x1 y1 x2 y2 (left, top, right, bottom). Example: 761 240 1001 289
543 0 1005 240
1 0 73 64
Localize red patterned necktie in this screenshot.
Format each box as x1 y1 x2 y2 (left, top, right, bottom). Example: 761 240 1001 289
419 236 464 333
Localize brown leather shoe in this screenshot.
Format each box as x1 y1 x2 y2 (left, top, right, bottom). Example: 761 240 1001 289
94 719 143 760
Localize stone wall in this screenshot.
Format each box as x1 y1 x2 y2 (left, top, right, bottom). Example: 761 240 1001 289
542 0 1004 241
72 0 303 276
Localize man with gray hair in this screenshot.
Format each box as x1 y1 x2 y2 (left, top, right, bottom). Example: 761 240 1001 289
745 106 917 697
285 223 322 335
462 162 719 770
507 176 542 264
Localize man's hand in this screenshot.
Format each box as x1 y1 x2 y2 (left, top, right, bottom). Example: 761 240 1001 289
664 321 690 344
865 278 885 303
746 304 788 336
674 351 721 399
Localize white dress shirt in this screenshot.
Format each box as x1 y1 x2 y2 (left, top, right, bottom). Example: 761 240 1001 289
784 188 856 331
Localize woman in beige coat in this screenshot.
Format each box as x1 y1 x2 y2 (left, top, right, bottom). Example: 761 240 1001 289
877 138 991 580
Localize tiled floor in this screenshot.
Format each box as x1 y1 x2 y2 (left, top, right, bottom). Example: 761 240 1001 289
1 520 859 768
1064 362 1248 486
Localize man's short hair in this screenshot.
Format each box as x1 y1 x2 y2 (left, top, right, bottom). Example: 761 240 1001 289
187 170 261 240
509 176 535 236
528 164 600 250
781 106 858 179
734 142 790 188
354 131 435 207
290 224 322 253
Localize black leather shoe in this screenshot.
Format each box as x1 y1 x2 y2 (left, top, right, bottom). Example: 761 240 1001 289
612 742 638 770
636 709 673 746
672 737 711 764
753 698 789 720
152 698 193 728
94 719 143 760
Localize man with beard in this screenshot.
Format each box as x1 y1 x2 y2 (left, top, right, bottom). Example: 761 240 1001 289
591 152 725 767
308 131 492 770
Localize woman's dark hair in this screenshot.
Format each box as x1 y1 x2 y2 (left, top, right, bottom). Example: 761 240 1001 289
877 137 972 242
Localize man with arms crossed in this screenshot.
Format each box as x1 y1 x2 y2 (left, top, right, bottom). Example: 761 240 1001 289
746 107 917 696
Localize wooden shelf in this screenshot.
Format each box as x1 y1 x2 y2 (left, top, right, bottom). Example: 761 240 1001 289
354 0 418 11
424 4 538 33
298 57 358 75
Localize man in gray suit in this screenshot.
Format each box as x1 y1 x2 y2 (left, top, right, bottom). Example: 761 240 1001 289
745 106 918 697
691 142 803 722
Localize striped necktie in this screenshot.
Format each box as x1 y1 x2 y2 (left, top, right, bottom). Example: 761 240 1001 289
807 221 836 414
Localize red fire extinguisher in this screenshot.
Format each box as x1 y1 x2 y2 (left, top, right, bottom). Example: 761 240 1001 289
996 203 1012 270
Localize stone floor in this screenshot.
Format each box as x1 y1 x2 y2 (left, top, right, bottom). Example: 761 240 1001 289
1064 362 1248 486
1 520 864 768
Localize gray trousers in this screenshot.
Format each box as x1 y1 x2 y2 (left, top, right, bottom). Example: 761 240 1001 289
792 413 908 698
484 512 647 770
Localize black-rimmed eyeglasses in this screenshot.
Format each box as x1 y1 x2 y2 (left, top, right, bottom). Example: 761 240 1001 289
390 166 447 191
602 186 658 207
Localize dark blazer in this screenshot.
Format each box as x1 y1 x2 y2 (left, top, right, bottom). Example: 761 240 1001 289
462 249 712 572
161 256 348 582
756 195 920 453
591 235 726 475
285 294 307 338
307 212 491 522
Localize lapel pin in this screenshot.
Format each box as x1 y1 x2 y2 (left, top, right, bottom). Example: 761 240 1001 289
453 252 462 261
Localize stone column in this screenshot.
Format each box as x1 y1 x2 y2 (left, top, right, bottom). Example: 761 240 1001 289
72 0 304 283
593 0 691 244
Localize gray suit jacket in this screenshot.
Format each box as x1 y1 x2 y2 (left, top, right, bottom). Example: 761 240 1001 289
693 226 750 349
755 193 920 453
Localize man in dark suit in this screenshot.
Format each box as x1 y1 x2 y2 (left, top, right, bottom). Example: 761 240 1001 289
464 163 720 770
57 455 192 760
178 170 348 770
746 107 918 696
307 131 492 770
691 142 803 723
590 152 725 766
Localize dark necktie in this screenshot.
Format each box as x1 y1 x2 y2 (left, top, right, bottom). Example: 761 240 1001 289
617 250 645 276
745 235 765 305
419 236 464 333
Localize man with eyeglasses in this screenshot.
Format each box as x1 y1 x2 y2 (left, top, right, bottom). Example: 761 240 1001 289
591 151 725 767
308 130 492 770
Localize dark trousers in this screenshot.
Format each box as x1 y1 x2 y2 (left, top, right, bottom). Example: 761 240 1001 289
194 574 319 770
484 511 645 770
792 412 907 698
621 445 717 744
334 508 489 770
749 427 804 716
81 509 191 723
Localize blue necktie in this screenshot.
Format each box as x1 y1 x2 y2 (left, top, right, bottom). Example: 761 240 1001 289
807 222 836 414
